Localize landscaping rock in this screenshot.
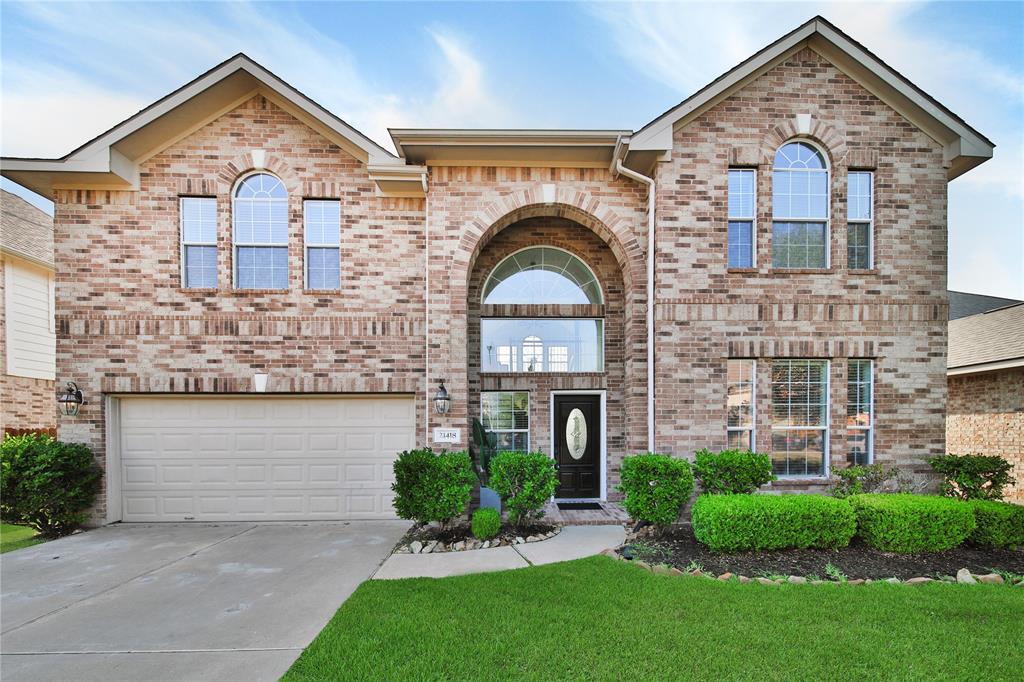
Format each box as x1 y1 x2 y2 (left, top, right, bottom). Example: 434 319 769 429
652 564 675 576
756 577 776 586
956 568 977 584
941 575 956 583
454 541 466 551
787 576 806 584
976 573 1004 585
526 535 538 543
718 572 734 581
423 541 438 554
906 577 933 585
599 548 617 559
514 536 525 545
690 569 706 578
1015 580 1024 588
885 578 901 584
847 579 865 585
634 560 651 572
810 580 826 585
669 567 685 576
395 546 411 554
738 575 751 584
410 541 423 554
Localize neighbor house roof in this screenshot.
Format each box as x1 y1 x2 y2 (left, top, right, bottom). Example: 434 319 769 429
948 303 1024 374
1 16 993 197
0 190 54 268
948 290 1023 320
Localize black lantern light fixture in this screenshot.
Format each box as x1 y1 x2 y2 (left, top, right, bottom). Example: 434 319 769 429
433 380 451 415
57 381 85 417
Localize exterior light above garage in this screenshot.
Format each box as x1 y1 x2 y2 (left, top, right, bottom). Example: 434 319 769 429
433 380 452 415
57 381 84 417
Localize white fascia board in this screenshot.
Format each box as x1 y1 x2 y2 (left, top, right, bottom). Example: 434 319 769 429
948 358 1024 376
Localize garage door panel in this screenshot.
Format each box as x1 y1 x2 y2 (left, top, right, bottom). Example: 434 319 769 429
119 396 414 522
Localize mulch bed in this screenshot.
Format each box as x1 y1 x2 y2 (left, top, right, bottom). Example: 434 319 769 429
623 525 1024 580
398 521 558 550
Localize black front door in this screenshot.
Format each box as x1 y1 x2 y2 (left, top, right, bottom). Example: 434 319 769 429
554 394 601 498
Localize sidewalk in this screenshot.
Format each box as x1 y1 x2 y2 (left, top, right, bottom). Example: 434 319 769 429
372 525 626 580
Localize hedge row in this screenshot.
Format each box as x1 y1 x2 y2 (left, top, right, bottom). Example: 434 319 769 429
691 494 856 551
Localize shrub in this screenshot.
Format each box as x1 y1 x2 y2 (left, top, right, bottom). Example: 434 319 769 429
471 508 501 540
692 449 775 495
927 454 1015 501
968 499 1024 549
691 494 856 551
618 453 694 527
829 464 911 498
0 433 102 538
848 493 975 553
391 448 474 527
489 451 557 527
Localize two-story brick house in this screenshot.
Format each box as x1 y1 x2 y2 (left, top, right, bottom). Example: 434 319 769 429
1 17 993 524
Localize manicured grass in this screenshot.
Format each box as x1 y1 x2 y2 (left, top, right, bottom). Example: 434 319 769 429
0 523 44 553
285 556 1024 681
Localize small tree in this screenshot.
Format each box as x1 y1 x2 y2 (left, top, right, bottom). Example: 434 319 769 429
1 433 102 537
927 454 1015 501
489 451 557 527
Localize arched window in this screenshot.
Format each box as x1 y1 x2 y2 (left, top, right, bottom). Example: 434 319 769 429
233 172 289 289
482 246 603 304
772 141 829 269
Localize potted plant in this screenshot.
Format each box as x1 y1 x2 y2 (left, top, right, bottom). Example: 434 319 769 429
471 418 501 512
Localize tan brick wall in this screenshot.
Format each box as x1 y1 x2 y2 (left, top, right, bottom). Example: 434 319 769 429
947 368 1024 502
653 47 948 489
1 258 57 435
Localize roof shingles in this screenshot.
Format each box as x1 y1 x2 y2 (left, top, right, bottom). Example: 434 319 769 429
948 303 1024 370
1 190 53 267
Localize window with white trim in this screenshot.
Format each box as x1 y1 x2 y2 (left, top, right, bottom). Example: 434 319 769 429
772 141 829 269
233 173 288 289
480 391 529 452
770 359 828 476
728 169 755 268
482 246 602 304
847 359 873 466
304 199 341 290
847 171 873 269
180 197 217 288
727 359 755 450
481 319 603 373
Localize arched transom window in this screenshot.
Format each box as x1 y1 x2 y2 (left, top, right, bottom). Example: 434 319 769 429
233 172 289 289
482 246 603 304
772 141 829 269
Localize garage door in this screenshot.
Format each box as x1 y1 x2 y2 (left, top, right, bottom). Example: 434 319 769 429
118 396 415 522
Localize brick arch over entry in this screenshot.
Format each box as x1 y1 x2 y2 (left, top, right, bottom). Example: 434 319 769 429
216 152 302 195
452 189 647 314
761 118 847 167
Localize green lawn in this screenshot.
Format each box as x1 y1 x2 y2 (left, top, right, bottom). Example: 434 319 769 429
286 556 1024 681
0 523 44 553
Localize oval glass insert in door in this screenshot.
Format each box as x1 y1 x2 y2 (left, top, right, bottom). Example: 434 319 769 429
566 408 588 460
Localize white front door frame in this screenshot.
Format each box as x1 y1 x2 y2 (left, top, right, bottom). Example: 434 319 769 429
549 389 607 501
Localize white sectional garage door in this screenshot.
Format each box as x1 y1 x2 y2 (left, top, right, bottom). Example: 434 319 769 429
118 396 415 522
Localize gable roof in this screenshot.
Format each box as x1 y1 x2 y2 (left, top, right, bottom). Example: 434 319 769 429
0 190 54 268
949 290 1023 320
1 54 425 199
948 303 1024 374
624 16 993 180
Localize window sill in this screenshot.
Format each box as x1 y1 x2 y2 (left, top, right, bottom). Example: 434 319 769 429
769 268 832 275
479 371 606 378
180 288 219 293
726 268 758 274
770 476 830 485
303 289 343 294
847 268 880 275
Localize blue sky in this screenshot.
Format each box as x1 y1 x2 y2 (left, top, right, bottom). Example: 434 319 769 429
2 1 1021 298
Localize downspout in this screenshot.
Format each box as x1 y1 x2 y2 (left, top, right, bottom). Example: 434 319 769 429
423 173 430 445
614 158 656 453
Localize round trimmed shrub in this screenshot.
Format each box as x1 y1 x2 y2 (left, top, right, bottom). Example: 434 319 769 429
968 499 1024 549
691 493 856 551
848 493 975 553
391 448 474 527
0 433 102 538
618 453 694 527
471 507 501 540
489 451 557 527
693 449 775 494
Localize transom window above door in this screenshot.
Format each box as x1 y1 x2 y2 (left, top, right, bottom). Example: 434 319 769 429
482 246 603 305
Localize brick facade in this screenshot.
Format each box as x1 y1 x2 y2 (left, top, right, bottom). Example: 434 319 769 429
947 368 1024 502
52 45 959 519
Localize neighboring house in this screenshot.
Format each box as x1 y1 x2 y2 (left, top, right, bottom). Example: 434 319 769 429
0 190 56 436
0 17 995 524
947 295 1024 502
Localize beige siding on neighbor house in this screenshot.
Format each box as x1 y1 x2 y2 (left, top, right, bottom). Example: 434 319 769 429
4 255 55 380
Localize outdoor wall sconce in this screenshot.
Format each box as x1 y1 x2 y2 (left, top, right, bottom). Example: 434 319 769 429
433 380 452 415
57 381 85 417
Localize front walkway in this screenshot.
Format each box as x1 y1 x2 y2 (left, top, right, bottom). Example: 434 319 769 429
373 525 626 580
542 500 630 525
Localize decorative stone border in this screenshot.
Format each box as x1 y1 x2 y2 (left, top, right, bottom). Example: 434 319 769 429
602 550 1024 587
395 528 562 554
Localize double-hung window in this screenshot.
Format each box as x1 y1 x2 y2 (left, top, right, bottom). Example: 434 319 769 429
727 169 756 268
847 171 873 269
847 359 873 466
726 359 755 450
770 359 829 476
304 200 341 290
233 173 289 289
772 141 829 268
180 197 217 288
480 391 529 452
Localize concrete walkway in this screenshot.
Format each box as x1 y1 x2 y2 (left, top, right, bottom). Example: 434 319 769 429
373 524 625 580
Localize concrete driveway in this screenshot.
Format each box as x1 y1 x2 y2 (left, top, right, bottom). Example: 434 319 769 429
0 521 408 681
